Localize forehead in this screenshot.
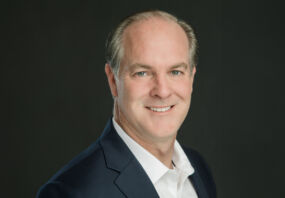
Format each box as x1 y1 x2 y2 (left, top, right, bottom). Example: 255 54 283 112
121 17 189 67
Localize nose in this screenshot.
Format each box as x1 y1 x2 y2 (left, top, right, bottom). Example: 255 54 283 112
150 74 172 99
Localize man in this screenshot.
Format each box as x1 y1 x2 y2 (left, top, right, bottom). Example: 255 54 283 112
36 10 216 198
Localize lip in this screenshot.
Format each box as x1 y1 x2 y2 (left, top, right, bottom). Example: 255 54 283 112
145 105 175 113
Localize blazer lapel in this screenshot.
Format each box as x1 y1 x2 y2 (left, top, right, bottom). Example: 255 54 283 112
189 172 210 198
100 119 159 198
115 158 159 198
183 146 211 198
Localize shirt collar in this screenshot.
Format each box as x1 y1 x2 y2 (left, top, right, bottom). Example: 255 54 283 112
172 140 195 180
112 118 195 184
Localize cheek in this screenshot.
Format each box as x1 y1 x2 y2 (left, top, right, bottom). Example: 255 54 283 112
174 79 193 99
120 79 149 105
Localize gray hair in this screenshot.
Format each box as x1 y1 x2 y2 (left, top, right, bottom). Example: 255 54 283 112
105 10 198 76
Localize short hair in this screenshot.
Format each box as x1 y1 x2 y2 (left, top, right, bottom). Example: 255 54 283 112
105 10 198 76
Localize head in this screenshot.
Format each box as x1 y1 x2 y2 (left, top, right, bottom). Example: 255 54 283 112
105 10 197 145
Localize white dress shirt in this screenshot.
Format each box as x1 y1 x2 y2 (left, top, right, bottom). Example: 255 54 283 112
113 118 198 198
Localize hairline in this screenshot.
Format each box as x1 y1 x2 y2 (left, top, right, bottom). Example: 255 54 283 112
106 11 197 77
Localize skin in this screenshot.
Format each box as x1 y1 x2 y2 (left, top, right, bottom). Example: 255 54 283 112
105 17 196 168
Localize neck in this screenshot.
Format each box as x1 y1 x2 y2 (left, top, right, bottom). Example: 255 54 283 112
139 139 175 169
128 131 176 169
115 122 175 169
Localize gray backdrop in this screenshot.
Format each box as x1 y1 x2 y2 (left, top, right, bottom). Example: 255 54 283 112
2 0 284 197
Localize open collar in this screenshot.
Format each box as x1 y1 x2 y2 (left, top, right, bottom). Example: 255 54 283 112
113 118 195 185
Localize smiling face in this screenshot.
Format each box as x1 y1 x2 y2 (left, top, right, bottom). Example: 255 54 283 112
105 17 196 145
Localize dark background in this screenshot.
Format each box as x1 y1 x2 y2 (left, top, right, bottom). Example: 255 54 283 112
2 0 284 197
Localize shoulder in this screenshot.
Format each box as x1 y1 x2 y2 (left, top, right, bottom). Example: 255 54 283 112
36 140 120 198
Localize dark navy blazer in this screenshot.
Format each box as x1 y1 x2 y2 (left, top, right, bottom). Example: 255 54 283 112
36 119 216 198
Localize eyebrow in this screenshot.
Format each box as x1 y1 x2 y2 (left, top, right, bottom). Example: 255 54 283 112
129 62 189 71
170 63 189 70
129 63 152 71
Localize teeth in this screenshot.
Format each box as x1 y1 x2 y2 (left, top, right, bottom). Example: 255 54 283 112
150 106 171 112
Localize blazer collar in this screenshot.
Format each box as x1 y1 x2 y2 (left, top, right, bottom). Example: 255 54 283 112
99 119 159 198
185 148 210 198
189 172 210 198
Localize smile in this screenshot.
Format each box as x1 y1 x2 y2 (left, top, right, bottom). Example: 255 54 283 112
146 105 174 112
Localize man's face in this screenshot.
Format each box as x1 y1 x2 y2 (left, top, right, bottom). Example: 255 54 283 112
106 18 196 144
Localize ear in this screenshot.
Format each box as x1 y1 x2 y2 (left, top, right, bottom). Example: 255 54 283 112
190 66 196 82
189 66 196 87
105 63 118 97
191 66 196 77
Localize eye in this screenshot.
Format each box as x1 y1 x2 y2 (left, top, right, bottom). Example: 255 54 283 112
171 70 183 76
135 71 147 77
